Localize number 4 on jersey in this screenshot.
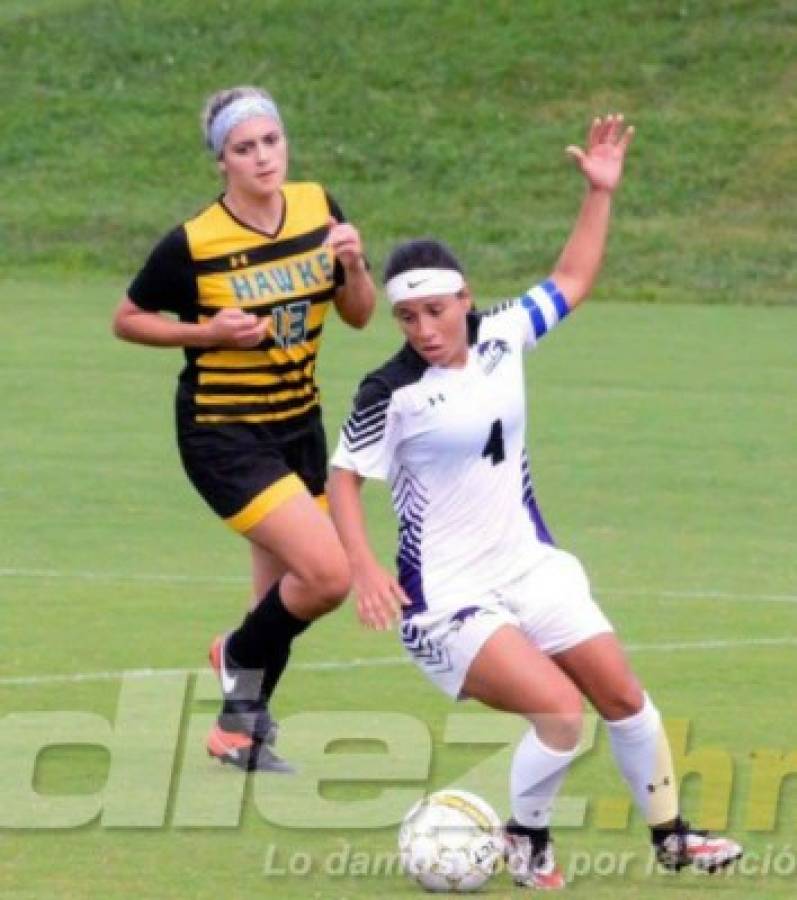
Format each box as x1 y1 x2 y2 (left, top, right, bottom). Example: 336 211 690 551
482 419 505 465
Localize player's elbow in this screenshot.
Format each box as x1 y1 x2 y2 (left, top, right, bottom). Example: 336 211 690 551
112 311 134 342
340 303 374 330
111 310 128 341
336 289 376 329
112 298 143 342
347 313 371 330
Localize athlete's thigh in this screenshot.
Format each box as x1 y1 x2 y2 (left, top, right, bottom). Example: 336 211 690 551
177 415 328 535
463 624 582 718
282 413 328 502
509 550 613 656
552 632 644 720
244 490 346 581
249 544 287 604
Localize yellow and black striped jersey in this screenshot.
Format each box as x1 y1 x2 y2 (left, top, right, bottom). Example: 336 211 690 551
128 182 345 426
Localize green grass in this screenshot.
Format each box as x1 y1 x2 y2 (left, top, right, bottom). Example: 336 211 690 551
1 0 795 303
1 276 795 898
2 1 796 895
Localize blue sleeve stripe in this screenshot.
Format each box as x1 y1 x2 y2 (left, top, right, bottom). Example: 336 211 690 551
521 295 548 339
541 279 570 319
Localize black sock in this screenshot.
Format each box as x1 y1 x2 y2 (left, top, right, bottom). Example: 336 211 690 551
650 816 684 843
506 820 551 856
226 580 310 703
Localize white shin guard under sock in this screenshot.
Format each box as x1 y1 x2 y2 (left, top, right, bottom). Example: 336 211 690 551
605 693 678 825
510 728 578 827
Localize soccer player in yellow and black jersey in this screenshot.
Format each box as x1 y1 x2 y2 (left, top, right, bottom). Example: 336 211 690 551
113 86 376 771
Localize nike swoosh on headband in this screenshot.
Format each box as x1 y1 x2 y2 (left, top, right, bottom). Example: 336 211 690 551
385 268 465 303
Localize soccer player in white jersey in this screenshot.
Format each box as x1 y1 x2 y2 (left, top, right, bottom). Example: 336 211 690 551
327 115 742 889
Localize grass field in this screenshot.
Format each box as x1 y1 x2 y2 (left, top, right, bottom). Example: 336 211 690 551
1 276 795 898
2 0 795 304
2 0 795 896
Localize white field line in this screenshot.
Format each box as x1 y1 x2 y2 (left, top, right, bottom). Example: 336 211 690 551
1 567 795 604
1 637 796 688
0 657 409 687
604 587 797 604
0 567 246 585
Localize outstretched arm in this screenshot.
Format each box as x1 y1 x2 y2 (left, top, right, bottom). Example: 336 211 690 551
327 466 409 630
549 114 634 310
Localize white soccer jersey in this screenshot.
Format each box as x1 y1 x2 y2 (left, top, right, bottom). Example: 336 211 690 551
331 279 570 621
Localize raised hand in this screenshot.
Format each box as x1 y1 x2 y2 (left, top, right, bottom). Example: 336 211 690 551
566 113 634 193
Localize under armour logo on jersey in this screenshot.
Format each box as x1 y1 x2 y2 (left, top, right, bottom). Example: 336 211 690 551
428 392 446 407
477 338 510 374
229 253 249 269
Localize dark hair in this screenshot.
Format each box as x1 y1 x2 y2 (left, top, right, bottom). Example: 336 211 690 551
383 238 464 284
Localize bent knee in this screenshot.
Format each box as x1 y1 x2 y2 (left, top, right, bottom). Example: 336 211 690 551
534 690 584 751
601 682 646 721
296 554 352 608
535 711 583 752
319 567 352 609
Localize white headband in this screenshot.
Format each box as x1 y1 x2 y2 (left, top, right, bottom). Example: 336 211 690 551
385 268 465 304
208 97 282 156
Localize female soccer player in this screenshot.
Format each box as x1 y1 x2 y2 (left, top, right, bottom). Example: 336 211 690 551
113 86 376 772
327 115 742 886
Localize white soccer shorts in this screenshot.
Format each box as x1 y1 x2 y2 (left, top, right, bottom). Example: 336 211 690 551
399 549 613 699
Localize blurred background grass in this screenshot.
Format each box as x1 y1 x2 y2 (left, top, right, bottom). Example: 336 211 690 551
2 0 794 303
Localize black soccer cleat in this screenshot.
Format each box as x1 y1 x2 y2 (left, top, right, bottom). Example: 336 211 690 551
207 634 293 772
504 819 566 890
206 724 295 774
652 818 743 873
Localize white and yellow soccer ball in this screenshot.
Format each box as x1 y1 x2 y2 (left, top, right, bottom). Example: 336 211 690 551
398 789 504 892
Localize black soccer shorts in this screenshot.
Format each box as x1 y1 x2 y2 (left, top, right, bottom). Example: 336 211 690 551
176 404 328 533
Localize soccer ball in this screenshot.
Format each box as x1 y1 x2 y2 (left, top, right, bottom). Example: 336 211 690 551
398 789 504 892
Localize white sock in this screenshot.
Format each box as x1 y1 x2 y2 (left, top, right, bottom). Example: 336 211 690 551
510 728 577 827
605 693 678 825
